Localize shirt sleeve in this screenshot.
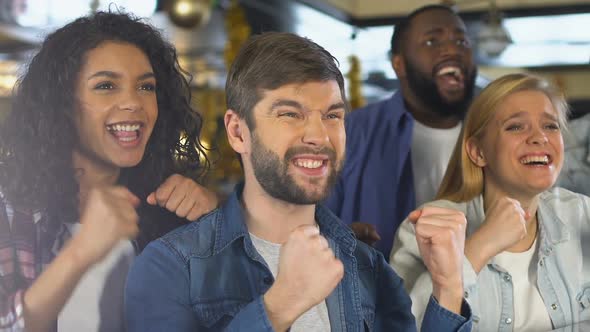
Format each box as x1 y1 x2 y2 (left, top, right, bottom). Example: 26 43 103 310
0 290 26 331
0 198 26 331
373 250 418 331
421 296 472 332
125 241 275 332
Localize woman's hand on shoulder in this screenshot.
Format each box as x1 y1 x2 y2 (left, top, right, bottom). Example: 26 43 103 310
147 174 218 221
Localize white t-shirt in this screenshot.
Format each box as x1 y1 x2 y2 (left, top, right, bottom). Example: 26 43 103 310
411 120 461 206
58 222 135 332
250 233 331 332
494 239 553 332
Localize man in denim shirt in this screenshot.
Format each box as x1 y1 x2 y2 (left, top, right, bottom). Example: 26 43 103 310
125 32 472 332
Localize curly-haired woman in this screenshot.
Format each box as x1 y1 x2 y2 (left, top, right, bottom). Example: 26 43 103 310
0 11 217 331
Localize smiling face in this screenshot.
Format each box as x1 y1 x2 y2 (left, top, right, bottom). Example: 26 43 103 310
398 9 476 117
73 41 158 174
242 80 346 205
469 90 564 200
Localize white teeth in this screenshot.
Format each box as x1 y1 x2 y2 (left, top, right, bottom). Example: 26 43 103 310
520 155 549 165
437 66 460 76
106 124 141 132
295 159 323 169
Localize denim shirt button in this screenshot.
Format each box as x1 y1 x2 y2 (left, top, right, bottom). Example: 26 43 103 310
505 317 512 324
464 291 469 299
551 303 558 310
263 276 273 285
503 274 512 282
540 259 544 266
473 316 480 323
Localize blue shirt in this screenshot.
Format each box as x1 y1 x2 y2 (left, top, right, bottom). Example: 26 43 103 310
325 92 415 257
125 186 471 331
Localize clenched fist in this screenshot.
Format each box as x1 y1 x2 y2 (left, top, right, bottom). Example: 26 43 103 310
147 174 218 221
409 206 466 314
74 186 140 268
263 225 343 331
465 196 531 274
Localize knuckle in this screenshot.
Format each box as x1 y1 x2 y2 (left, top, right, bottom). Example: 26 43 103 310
165 201 177 211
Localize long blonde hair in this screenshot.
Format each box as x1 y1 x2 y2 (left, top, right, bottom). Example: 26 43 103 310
436 73 570 203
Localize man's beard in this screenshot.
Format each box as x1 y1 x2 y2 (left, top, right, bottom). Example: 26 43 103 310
250 133 343 205
404 58 477 119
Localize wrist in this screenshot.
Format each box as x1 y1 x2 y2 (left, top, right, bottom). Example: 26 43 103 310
465 231 495 273
432 285 464 315
263 285 299 332
63 234 97 271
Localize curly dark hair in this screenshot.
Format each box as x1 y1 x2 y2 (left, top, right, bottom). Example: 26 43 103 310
0 11 208 249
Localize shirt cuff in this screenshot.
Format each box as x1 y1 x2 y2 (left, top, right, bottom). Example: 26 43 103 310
421 295 472 332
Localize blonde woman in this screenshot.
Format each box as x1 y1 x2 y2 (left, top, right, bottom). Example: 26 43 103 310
390 73 590 331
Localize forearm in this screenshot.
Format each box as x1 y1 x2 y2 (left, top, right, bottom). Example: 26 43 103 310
23 237 93 332
464 231 495 274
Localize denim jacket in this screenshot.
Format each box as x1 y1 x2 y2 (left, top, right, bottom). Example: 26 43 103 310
557 113 590 196
125 187 471 331
391 187 590 331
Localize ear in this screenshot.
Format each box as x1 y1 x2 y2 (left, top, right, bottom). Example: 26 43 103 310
224 110 250 154
392 54 406 78
466 137 487 167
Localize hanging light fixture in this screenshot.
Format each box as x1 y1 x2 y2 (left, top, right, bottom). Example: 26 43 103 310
167 0 212 29
441 0 513 58
476 0 512 57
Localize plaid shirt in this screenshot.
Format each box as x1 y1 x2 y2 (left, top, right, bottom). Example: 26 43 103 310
0 192 64 332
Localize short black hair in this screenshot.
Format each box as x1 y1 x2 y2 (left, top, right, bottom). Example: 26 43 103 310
226 32 347 130
390 4 458 55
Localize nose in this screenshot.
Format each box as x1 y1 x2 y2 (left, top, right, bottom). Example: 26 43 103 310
118 90 142 113
302 113 329 146
527 126 549 145
439 39 463 57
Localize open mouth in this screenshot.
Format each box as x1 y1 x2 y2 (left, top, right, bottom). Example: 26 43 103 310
520 155 551 166
436 65 465 89
106 122 142 143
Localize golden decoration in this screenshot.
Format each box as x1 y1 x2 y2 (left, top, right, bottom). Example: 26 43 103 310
194 0 251 193
224 0 251 69
347 55 366 110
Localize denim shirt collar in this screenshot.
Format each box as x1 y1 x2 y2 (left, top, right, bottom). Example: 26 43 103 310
537 191 571 245
391 90 415 124
213 183 357 256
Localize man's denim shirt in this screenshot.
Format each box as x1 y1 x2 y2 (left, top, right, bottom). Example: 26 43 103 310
125 186 472 331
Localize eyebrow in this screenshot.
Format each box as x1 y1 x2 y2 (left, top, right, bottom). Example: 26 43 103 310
501 111 559 124
87 71 155 81
268 99 346 114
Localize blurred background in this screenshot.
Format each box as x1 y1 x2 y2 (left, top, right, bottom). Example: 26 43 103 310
0 0 588 191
